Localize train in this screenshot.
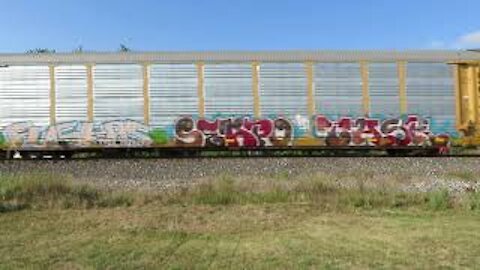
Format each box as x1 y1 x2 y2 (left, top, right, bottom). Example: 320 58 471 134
0 50 479 159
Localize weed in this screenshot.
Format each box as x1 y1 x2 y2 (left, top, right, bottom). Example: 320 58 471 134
0 173 134 212
446 171 477 181
427 189 451 211
98 192 134 208
1 172 478 213
466 192 480 210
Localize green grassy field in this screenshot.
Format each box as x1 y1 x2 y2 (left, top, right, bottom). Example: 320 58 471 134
1 173 480 269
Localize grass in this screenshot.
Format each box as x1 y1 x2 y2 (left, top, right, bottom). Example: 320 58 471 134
1 173 480 269
446 170 478 181
0 173 133 212
1 204 480 269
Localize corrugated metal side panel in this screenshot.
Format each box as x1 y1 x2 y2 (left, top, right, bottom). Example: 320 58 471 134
369 63 400 116
93 64 143 122
0 66 50 127
314 63 363 117
149 64 198 127
55 65 88 123
204 64 253 118
406 63 456 134
259 63 307 117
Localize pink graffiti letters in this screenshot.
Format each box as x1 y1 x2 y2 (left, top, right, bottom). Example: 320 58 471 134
314 115 445 147
174 116 293 147
0 114 449 150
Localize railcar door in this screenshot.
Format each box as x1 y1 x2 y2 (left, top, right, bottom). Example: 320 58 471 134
454 62 480 145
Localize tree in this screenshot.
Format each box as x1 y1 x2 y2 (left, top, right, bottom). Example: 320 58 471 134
119 44 131 52
26 48 56 54
73 45 84 53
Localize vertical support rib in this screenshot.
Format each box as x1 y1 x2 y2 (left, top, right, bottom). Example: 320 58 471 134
49 65 56 126
142 63 150 125
476 65 480 129
196 62 205 118
86 64 94 122
252 62 261 118
305 61 315 118
397 61 407 114
469 66 479 126
360 61 370 116
453 64 463 129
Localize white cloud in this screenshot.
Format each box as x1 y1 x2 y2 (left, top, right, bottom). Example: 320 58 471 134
426 31 480 49
454 31 480 49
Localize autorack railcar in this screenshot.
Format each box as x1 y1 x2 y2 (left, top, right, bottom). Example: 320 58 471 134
0 51 479 158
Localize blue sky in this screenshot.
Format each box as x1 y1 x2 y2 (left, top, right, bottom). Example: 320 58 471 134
0 0 479 52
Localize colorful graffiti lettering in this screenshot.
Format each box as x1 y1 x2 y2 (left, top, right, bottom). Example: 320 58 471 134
174 116 293 147
313 115 448 147
1 120 157 148
0 114 450 150
149 128 169 145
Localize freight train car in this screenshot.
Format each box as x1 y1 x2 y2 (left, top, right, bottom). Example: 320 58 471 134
0 51 480 158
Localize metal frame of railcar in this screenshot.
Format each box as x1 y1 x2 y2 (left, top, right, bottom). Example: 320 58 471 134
0 146 445 160
1 51 480 159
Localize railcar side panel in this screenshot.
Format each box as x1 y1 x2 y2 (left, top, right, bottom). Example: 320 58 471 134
369 62 401 116
56 65 89 123
314 62 363 117
406 63 456 135
0 66 50 127
0 60 461 152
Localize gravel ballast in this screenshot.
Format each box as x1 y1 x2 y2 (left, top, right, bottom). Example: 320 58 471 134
1 158 479 193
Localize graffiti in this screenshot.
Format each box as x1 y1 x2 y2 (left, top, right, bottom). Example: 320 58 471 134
149 128 169 145
0 114 450 150
313 115 449 147
174 116 293 147
1 120 157 148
